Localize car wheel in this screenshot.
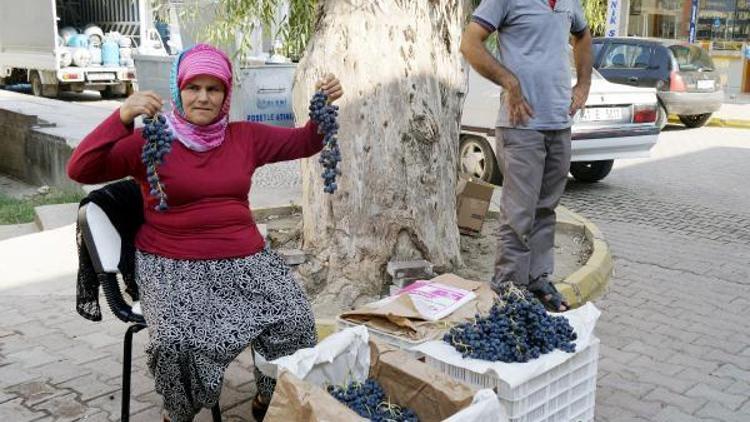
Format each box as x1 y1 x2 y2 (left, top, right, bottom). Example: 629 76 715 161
678 113 711 128
570 160 614 183
459 135 502 185
656 103 668 130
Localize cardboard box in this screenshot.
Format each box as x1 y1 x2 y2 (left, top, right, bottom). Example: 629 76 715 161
456 176 495 235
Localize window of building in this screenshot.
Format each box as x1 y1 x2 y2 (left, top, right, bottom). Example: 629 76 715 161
697 0 750 42
627 0 750 43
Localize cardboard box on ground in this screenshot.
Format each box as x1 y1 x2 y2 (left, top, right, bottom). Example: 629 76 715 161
264 330 504 422
456 175 495 236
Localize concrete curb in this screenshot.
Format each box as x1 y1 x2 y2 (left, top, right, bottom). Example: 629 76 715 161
668 116 750 129
554 206 614 308
252 204 302 220
490 204 613 308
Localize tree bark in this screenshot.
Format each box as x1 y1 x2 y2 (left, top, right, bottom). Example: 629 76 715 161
292 0 470 314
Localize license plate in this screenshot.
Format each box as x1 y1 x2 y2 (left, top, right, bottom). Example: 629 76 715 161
697 79 715 90
577 107 623 122
88 73 116 81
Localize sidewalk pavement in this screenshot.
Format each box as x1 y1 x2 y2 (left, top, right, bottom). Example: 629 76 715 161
0 90 116 147
702 101 750 128
1 180 593 421
0 86 746 421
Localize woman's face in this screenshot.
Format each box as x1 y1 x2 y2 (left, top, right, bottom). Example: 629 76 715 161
180 75 226 125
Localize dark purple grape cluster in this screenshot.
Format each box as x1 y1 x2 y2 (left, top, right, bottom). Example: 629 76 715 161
309 91 341 194
443 289 577 363
327 378 418 422
140 114 173 211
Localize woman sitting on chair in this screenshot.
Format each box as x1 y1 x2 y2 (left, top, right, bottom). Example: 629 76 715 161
67 43 343 422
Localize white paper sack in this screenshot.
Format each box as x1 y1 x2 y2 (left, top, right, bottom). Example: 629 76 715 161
255 326 371 387
412 302 601 389
443 389 507 422
407 282 477 321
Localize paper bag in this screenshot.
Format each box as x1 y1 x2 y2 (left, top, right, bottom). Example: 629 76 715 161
265 371 368 422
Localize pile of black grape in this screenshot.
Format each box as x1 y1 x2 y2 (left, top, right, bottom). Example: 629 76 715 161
140 114 173 211
309 91 341 194
443 289 577 363
327 378 418 422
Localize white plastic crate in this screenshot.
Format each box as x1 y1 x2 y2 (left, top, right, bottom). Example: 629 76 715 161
335 316 436 357
425 338 599 422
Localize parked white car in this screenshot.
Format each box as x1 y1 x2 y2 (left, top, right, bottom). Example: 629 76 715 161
460 67 660 183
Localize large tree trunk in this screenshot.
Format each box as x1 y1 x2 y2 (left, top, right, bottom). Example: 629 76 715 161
292 0 470 315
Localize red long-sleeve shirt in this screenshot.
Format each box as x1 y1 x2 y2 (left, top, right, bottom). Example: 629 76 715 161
68 109 323 260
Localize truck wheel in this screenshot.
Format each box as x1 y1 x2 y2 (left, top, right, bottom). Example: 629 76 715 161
100 87 117 99
678 113 711 128
42 83 59 98
102 84 128 99
570 160 614 183
30 72 43 97
459 135 503 185
29 72 59 98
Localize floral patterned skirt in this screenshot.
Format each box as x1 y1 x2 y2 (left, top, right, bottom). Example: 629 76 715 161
135 248 317 422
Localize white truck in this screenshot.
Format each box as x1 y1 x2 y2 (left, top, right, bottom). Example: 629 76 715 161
0 0 165 98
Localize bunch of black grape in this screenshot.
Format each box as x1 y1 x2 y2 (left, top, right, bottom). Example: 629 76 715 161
140 114 173 211
327 378 418 422
443 289 577 363
309 91 341 194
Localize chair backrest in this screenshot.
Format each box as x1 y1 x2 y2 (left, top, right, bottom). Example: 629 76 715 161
78 201 145 324
78 202 122 274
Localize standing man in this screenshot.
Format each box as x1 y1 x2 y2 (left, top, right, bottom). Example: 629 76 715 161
461 0 592 311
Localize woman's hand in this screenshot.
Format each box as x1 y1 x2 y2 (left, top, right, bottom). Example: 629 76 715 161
119 91 165 125
315 74 343 103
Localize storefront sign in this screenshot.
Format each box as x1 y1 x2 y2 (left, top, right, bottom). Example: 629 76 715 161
605 0 621 37
688 0 699 43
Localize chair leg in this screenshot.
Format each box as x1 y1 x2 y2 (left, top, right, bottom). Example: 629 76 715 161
122 324 146 422
211 402 222 422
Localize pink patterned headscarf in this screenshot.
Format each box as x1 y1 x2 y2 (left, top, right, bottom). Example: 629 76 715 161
166 44 233 152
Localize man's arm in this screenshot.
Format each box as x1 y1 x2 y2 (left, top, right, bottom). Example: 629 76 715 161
460 22 533 126
570 27 593 116
460 22 516 91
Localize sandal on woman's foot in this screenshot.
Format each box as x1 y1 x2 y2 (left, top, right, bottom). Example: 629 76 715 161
528 276 568 312
252 395 270 422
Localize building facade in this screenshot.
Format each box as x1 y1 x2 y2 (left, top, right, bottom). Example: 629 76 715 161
611 0 750 93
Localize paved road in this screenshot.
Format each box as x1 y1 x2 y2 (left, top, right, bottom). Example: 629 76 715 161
561 124 750 421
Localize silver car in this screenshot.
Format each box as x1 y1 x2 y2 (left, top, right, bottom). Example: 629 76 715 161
460 67 660 183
